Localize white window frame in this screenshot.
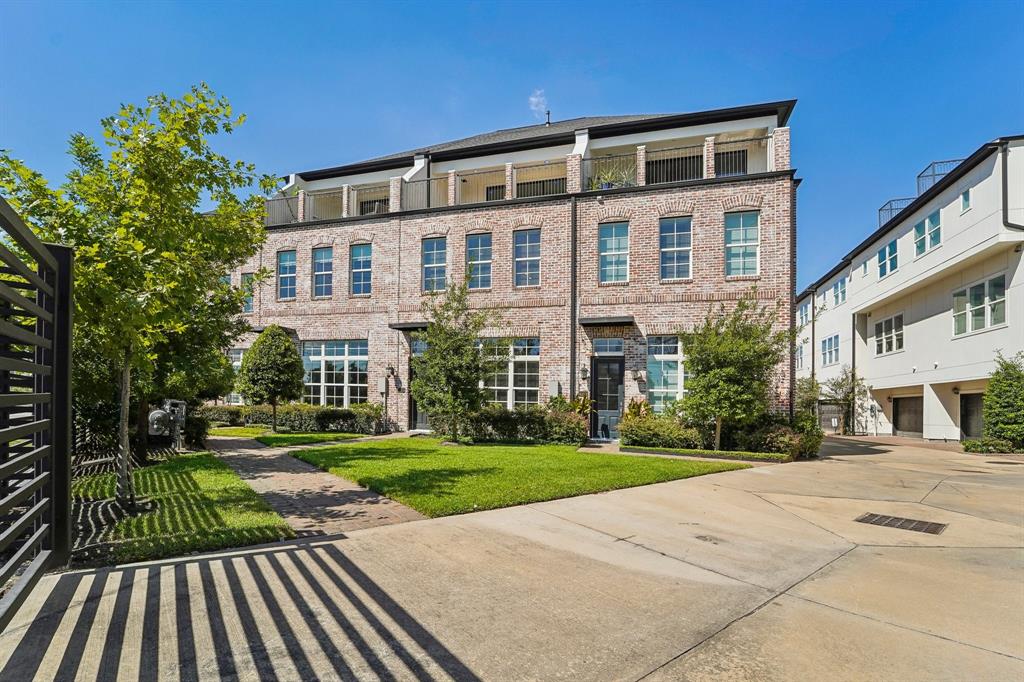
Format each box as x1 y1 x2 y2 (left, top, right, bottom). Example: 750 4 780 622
832 278 847 306
873 313 905 356
302 340 369 407
350 243 372 296
593 338 624 356
795 342 804 371
960 188 971 213
466 233 492 290
513 228 541 287
821 334 840 367
225 348 245 405
913 210 941 257
481 338 540 408
877 239 898 279
277 250 297 300
422 237 447 292
798 302 810 327
953 273 1006 338
724 210 760 277
241 272 254 313
647 335 686 412
658 216 692 281
599 222 629 283
312 246 333 298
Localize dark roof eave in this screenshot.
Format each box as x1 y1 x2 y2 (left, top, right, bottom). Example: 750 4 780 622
579 315 635 327
388 321 428 330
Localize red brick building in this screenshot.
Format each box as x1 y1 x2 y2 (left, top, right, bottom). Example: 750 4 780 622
228 100 798 437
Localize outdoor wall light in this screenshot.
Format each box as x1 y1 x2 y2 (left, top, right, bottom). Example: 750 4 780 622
886 396 892 403
386 365 396 377
631 369 646 382
952 387 960 395
579 366 589 381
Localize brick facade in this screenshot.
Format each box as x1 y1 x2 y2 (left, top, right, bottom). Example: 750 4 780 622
232 169 796 433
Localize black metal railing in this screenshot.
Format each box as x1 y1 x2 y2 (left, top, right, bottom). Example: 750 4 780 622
350 183 390 217
583 154 637 191
0 196 73 632
878 197 915 226
513 160 567 198
304 190 345 221
917 159 964 195
402 176 450 211
456 168 506 205
646 145 704 185
714 137 770 177
264 195 300 226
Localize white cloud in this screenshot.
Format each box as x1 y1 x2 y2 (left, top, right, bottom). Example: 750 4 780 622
528 89 548 120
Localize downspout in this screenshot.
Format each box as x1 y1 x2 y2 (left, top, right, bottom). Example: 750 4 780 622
1001 142 1024 231
809 290 816 384
568 195 578 399
850 311 857 436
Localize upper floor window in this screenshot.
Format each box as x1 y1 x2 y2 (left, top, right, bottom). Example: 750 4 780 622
593 338 624 355
795 342 804 371
312 247 333 297
422 237 447 292
821 334 840 366
466 233 492 290
277 250 296 299
659 217 692 280
514 229 541 287
599 222 629 283
798 302 810 327
862 261 868 276
724 211 759 276
647 335 687 412
241 272 254 313
350 244 372 295
914 210 941 257
877 239 898 278
953 274 1006 336
961 189 971 212
302 340 368 407
832 278 847 306
874 314 904 355
482 338 540 408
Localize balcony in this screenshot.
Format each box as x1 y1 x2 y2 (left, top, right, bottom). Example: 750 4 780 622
713 137 770 177
583 154 637 191
402 176 449 211
878 198 914 227
265 195 300 226
513 160 567 198
349 183 390 217
305 189 345 221
456 168 506 205
645 144 704 184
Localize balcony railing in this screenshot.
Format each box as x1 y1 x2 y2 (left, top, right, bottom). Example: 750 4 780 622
304 190 345 221
646 144 704 185
265 195 300 226
714 137 770 177
513 160 567 198
917 159 964 195
878 197 914 226
583 154 637 191
402 176 450 211
350 183 390 217
456 168 506 205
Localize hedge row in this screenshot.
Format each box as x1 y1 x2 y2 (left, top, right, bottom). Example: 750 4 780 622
461 404 588 446
194 402 384 435
619 445 790 463
962 437 1022 454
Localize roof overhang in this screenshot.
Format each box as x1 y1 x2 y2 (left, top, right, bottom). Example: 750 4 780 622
579 315 635 327
388 321 428 331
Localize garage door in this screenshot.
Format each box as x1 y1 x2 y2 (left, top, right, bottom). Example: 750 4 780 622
893 397 923 437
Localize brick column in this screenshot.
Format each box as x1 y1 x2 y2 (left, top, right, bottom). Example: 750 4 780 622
341 184 350 217
703 136 716 179
296 190 306 222
389 177 402 213
566 154 582 193
636 146 646 186
505 163 514 200
771 126 791 171
447 170 457 206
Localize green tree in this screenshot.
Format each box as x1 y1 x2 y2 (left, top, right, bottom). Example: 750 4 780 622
0 84 272 505
983 351 1024 447
410 279 502 442
236 325 304 432
795 376 821 416
679 291 792 450
821 365 869 435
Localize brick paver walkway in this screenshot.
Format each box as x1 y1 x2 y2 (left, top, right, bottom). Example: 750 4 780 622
208 436 425 535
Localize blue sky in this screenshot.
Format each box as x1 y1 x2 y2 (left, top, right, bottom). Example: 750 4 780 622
1 0 1021 289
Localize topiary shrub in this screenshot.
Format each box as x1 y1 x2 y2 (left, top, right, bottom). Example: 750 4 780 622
195 402 383 434
983 352 1024 448
619 413 702 449
545 410 588 446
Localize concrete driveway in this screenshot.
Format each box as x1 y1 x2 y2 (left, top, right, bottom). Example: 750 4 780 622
1 438 1021 681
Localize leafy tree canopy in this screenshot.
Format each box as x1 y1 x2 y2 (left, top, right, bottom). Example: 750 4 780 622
984 351 1024 447
236 325 305 431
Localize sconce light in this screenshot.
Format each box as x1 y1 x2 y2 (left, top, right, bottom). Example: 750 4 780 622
579 366 590 381
886 395 892 403
952 387 960 395
386 365 397 378
632 369 646 383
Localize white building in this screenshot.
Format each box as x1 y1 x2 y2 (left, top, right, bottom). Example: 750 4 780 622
796 136 1024 440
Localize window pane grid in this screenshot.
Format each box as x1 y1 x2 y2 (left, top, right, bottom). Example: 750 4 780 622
599 222 629 283
659 217 692 280
953 275 1006 336
422 237 447 292
724 211 759 276
874 314 904 355
467 233 492 289
312 247 333 297
821 334 840 366
877 240 898 278
514 229 541 287
482 338 540 408
301 340 369 407
241 272 254 313
350 244 372 295
646 335 685 412
277 250 296 299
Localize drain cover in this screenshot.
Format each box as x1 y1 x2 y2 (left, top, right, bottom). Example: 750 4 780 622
855 513 947 535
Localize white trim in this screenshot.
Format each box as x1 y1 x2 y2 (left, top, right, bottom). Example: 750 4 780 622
952 271 1007 338
873 312 905 356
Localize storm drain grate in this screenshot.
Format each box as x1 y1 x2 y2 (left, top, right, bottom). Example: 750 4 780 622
855 513 947 535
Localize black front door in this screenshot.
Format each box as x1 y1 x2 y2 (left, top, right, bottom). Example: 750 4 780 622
893 397 923 437
408 363 430 430
960 393 984 440
591 357 625 439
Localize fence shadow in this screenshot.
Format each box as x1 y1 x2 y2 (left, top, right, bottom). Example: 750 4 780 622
0 540 481 681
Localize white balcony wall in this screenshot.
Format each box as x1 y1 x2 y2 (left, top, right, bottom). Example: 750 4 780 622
303 167 411 193
586 116 776 152
430 144 574 174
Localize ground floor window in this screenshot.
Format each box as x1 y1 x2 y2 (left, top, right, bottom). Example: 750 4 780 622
646 335 687 412
482 338 540 408
302 340 369 407
225 348 245 405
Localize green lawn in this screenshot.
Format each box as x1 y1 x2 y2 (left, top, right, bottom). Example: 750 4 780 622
293 437 748 517
211 425 363 447
73 451 293 564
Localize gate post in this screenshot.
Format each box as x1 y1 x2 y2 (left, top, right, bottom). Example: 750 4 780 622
47 244 73 566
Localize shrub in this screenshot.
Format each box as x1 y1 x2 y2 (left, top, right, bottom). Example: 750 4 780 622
183 414 210 448
546 393 592 419
192 402 383 435
962 437 1018 454
193 404 244 426
619 413 702 449
734 413 823 459
544 410 588 446
465 403 587 445
983 352 1024 448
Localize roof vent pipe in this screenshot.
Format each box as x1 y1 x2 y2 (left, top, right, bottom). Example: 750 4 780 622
546 110 551 126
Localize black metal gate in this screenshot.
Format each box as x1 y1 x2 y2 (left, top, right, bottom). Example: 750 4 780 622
0 197 73 632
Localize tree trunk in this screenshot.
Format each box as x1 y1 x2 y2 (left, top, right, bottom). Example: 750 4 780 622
714 417 723 451
272 401 277 432
116 357 136 509
135 398 149 465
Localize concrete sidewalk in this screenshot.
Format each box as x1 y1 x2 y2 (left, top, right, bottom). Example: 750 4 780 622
1 440 1021 680
208 435 425 536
